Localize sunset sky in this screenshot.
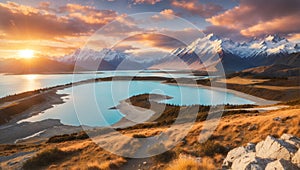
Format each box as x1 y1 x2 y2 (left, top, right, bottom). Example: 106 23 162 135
0 0 299 59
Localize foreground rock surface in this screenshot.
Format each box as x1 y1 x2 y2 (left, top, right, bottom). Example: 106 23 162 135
223 134 300 170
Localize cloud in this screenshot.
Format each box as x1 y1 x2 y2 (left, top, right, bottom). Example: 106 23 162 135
206 0 300 38
240 14 300 37
160 28 204 45
151 9 177 21
132 0 162 5
0 39 78 57
204 25 245 41
125 33 185 50
160 9 175 16
287 33 300 43
0 2 118 40
112 44 139 52
171 0 223 18
97 15 145 37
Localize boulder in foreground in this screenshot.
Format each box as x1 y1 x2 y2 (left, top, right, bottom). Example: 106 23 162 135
223 134 300 170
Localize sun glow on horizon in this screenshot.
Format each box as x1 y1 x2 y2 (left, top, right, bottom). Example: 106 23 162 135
24 74 38 81
18 49 35 59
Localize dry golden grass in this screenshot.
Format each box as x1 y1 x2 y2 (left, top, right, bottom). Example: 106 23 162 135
165 156 215 170
218 77 269 85
219 76 300 92
189 106 300 146
2 100 300 169
87 157 127 170
60 141 91 152
253 85 300 90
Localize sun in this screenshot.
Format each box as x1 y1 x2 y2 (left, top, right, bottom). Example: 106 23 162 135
18 49 35 59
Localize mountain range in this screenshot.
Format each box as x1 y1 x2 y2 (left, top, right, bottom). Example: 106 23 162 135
150 34 300 73
57 48 149 71
0 57 75 74
58 34 300 74
1 34 299 74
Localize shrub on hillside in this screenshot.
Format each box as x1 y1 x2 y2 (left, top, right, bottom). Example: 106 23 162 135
47 132 89 143
152 150 177 163
23 148 73 169
132 134 147 138
199 140 228 157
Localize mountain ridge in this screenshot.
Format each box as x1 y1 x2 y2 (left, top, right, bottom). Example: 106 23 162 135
56 34 300 73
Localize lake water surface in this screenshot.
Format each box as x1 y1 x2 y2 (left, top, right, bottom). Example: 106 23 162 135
0 71 201 98
20 80 255 127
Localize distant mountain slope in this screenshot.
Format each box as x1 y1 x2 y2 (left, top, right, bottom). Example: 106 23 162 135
150 34 300 73
0 57 75 74
58 48 149 70
230 63 300 78
56 34 299 72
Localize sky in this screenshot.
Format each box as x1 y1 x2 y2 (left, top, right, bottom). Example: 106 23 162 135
0 0 299 59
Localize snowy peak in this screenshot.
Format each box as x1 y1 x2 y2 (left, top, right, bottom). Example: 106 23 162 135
181 34 299 58
207 33 220 41
58 48 149 70
265 34 287 43
158 34 300 72
58 48 141 64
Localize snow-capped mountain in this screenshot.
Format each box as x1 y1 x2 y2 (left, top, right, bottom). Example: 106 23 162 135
151 34 300 72
174 34 300 59
58 48 148 70
57 34 299 72
59 48 135 63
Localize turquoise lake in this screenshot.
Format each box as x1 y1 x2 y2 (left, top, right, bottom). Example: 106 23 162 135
0 71 201 98
20 80 255 127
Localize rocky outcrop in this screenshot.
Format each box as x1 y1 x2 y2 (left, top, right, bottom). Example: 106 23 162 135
223 134 300 170
256 135 298 160
231 152 271 170
265 159 299 170
292 149 300 167
223 143 256 168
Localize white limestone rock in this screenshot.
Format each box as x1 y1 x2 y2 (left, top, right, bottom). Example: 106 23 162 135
265 159 299 170
231 152 271 170
292 149 300 168
222 143 256 168
256 136 298 160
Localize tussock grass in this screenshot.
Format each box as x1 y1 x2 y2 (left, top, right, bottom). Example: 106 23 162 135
165 157 215 170
87 158 127 170
47 131 89 143
23 148 75 169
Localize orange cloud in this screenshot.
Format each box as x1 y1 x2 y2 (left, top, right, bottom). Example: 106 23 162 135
125 33 185 50
287 33 300 42
160 9 175 16
206 0 300 38
206 5 253 29
0 2 118 40
151 9 177 21
241 14 300 37
171 0 223 18
0 2 121 58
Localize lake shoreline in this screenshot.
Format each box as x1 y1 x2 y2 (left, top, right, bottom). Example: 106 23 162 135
164 82 279 106
0 76 279 144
